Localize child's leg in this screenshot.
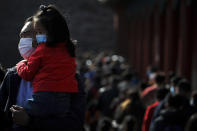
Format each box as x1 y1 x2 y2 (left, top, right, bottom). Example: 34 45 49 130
52 93 71 117
24 92 54 117
24 92 71 118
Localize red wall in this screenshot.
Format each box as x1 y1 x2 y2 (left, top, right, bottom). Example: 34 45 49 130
114 0 196 86
177 0 193 80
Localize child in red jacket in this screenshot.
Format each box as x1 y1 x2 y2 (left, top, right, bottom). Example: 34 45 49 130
16 5 78 118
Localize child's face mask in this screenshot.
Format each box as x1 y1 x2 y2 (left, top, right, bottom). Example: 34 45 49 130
18 38 35 59
36 34 47 44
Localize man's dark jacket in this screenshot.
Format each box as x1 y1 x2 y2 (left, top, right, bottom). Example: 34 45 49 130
0 67 86 131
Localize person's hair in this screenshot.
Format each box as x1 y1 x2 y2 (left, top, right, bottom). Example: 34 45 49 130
155 72 165 85
185 113 197 131
156 88 169 101
33 5 76 57
177 79 191 93
0 64 5 83
139 81 149 91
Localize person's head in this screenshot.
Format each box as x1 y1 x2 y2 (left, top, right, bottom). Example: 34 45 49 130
0 64 5 84
155 72 166 86
18 17 37 59
175 79 191 99
20 17 37 47
156 88 169 102
170 76 183 95
139 81 149 92
146 66 158 83
33 5 76 57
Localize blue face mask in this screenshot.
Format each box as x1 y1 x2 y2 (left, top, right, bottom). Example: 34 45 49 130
190 99 194 106
36 34 47 44
170 87 175 96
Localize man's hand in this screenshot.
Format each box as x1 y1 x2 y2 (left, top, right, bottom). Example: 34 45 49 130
10 105 30 126
16 60 28 66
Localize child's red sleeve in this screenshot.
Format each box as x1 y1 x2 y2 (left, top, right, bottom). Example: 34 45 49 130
16 46 43 81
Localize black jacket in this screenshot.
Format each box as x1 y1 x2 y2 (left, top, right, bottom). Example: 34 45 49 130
151 108 185 131
0 67 86 131
0 67 21 129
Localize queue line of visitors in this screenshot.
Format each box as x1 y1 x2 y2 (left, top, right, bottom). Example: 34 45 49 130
76 52 197 131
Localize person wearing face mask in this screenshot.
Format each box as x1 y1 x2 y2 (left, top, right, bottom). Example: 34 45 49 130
0 13 85 131
169 76 183 96
13 5 84 130
16 4 78 118
0 17 34 131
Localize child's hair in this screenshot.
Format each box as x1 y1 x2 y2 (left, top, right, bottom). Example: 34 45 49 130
33 5 76 57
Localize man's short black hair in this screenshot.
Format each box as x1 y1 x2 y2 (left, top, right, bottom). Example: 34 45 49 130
155 72 165 85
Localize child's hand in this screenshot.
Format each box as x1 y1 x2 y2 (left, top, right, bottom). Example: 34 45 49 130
20 60 28 63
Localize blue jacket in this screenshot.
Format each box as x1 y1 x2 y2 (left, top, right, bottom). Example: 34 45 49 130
0 67 86 131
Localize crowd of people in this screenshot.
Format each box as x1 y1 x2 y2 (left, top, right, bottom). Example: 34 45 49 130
76 52 197 131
